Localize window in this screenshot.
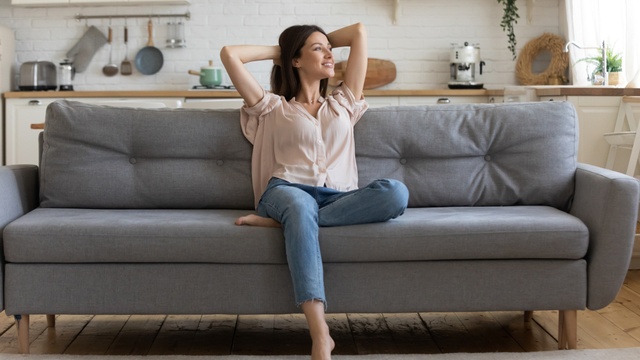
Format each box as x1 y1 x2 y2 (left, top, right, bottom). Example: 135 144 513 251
563 0 640 86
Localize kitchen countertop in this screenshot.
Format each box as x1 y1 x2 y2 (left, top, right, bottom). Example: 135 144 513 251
2 89 504 99
4 87 640 99
532 86 640 96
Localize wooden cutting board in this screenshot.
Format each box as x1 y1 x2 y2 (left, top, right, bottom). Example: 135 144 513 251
328 58 396 89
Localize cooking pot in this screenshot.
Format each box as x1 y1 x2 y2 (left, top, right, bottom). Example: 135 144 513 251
19 60 57 91
188 60 222 87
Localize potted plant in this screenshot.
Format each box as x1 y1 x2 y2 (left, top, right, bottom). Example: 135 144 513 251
497 0 519 60
578 47 623 85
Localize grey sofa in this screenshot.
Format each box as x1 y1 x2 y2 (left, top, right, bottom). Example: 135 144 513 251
1 100 638 354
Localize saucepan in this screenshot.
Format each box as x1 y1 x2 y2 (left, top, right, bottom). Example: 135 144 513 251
188 60 223 87
135 20 164 75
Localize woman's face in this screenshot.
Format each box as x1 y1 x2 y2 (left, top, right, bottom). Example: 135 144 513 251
293 31 335 80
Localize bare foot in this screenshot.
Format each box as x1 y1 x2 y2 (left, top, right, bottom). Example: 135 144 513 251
311 334 335 360
234 214 281 228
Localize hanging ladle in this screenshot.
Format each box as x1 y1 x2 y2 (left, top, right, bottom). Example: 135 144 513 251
102 26 119 77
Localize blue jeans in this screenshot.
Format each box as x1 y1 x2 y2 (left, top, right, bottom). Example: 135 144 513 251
256 177 409 308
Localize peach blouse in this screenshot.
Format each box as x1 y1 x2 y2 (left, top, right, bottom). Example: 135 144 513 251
240 83 369 208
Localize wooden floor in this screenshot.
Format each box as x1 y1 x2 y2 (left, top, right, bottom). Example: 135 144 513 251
1 270 639 356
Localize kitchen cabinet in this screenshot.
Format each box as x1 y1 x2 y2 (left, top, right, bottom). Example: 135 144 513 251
365 96 399 108
1 26 16 166
398 96 488 105
539 96 567 102
567 96 622 169
366 95 489 108
11 0 189 6
182 98 244 109
536 95 640 172
4 97 182 166
5 98 56 166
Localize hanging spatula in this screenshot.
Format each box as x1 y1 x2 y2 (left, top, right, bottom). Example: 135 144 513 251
121 25 132 75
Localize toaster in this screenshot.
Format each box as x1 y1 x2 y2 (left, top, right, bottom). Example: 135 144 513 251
19 60 57 91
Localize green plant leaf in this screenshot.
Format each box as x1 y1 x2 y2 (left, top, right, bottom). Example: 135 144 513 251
576 46 623 72
497 0 519 60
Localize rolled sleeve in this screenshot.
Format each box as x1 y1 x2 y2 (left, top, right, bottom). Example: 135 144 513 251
331 83 369 126
240 91 282 144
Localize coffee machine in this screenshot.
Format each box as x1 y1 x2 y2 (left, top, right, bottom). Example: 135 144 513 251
448 42 485 89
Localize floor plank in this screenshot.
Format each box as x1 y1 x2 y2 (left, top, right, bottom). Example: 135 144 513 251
0 315 51 354
325 313 357 355
383 313 440 354
64 315 129 355
615 286 640 318
347 313 397 354
189 315 237 355
231 315 275 355
456 312 524 352
419 312 468 353
491 311 558 352
146 315 201 355
272 313 311 355
625 270 640 294
596 302 640 343
106 315 165 355
581 305 640 348
31 315 93 355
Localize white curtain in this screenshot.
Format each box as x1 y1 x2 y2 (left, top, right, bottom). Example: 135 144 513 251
564 0 640 86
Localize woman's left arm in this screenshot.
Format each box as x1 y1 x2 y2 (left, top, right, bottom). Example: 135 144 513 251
327 23 368 100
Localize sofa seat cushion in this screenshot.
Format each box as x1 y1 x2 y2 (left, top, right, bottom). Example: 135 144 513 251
3 206 587 264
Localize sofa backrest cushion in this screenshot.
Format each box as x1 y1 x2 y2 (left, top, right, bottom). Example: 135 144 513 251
40 100 578 210
354 101 578 210
40 100 255 209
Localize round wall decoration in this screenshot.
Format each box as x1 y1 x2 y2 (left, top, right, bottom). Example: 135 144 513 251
516 33 569 85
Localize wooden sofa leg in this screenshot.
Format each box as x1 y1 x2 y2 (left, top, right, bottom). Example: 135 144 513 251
524 310 533 322
558 310 577 349
46 314 56 328
15 315 30 354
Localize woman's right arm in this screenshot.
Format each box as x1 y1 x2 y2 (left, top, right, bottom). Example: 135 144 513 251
220 45 280 107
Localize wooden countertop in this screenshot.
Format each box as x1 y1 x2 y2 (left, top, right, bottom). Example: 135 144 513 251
5 87 639 99
532 86 640 97
2 89 504 99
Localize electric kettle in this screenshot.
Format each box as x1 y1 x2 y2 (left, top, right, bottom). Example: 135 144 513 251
58 59 75 91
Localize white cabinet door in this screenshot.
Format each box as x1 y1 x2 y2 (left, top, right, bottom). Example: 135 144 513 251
5 97 183 166
539 96 568 102
182 98 244 109
12 0 189 5
399 96 488 105
5 98 56 166
567 96 622 168
365 97 400 108
11 0 68 4
81 98 183 108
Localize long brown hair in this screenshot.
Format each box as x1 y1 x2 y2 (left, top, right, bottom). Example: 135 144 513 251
271 25 329 101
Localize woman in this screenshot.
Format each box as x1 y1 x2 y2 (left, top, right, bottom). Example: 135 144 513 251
220 23 408 360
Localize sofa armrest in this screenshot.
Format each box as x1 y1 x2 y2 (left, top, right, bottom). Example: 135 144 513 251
0 165 39 229
570 163 640 310
0 165 39 311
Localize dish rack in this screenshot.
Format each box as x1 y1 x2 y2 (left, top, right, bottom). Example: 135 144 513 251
604 96 640 176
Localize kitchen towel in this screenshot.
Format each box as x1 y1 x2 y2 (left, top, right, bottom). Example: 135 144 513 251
66 26 108 73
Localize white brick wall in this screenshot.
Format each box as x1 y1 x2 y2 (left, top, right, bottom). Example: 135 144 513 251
0 0 561 91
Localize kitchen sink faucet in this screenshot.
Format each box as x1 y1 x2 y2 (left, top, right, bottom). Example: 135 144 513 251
564 40 607 86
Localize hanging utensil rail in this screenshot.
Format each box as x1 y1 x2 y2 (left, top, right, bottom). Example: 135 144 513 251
75 12 191 21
